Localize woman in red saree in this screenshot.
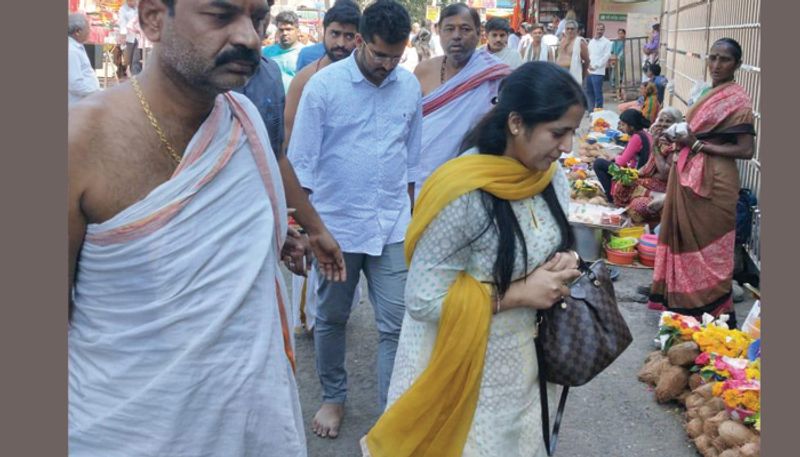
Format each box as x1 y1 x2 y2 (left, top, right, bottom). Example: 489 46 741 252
612 107 684 226
647 38 756 327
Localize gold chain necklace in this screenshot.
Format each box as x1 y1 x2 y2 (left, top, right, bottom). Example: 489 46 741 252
131 76 183 165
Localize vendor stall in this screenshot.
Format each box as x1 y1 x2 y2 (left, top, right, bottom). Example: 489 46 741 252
563 111 655 267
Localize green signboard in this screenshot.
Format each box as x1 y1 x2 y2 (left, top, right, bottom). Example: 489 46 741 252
599 13 628 22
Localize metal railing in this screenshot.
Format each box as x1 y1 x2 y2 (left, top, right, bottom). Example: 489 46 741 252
609 36 651 98
660 0 761 270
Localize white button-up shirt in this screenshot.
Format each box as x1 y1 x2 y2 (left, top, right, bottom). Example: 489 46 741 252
68 36 100 106
588 36 613 76
288 52 423 255
118 4 138 44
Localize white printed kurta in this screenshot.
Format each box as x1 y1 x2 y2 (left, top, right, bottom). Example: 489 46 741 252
387 165 570 457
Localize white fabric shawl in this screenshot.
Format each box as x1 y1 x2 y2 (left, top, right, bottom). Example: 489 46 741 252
69 92 305 457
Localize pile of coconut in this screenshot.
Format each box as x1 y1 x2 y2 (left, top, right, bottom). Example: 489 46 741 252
638 341 760 457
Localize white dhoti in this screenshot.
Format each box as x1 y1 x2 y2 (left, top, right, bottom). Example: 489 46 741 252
69 92 306 456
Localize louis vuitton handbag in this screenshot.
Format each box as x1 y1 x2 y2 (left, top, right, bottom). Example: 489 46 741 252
534 257 633 455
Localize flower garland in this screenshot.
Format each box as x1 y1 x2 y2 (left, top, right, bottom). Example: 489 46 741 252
658 312 701 351
691 325 752 358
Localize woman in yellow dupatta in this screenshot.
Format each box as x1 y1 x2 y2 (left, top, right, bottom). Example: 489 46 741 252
362 62 586 457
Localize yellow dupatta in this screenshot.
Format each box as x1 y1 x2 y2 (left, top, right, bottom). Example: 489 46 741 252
363 154 557 457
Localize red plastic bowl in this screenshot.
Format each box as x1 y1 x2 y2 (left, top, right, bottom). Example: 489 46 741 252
638 252 656 267
637 243 657 255
605 246 636 265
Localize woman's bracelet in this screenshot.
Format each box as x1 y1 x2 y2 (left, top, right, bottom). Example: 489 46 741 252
691 139 705 154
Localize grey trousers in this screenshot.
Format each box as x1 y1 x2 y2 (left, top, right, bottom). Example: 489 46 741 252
314 242 407 410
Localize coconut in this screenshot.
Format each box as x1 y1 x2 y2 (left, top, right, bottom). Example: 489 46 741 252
686 418 704 438
694 434 719 457
685 393 705 410
719 449 742 457
668 341 702 367
739 442 760 457
718 421 755 448
689 373 705 391
704 411 730 438
695 382 715 399
639 357 672 386
655 365 690 403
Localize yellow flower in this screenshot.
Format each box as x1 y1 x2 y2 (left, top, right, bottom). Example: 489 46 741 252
692 326 752 357
745 367 761 381
722 389 760 412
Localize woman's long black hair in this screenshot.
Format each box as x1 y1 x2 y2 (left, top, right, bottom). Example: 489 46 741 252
459 61 587 298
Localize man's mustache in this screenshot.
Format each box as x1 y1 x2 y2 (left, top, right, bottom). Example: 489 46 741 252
328 46 348 54
215 46 260 67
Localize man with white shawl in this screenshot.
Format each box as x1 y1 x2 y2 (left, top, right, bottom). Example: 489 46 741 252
521 23 555 63
67 1 344 455
411 3 511 198
556 19 589 86
481 17 523 70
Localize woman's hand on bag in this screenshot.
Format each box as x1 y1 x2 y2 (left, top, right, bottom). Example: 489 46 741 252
512 265 581 310
541 251 580 272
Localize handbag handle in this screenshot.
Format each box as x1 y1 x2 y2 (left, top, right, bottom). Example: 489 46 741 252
535 327 569 456
535 250 588 456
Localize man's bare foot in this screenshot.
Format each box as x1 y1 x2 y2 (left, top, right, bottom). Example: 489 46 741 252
312 403 344 438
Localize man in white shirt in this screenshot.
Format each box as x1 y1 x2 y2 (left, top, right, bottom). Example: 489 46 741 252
517 22 532 54
429 22 443 56
586 22 612 111
482 18 523 69
520 23 554 62
117 0 140 76
507 28 520 51
287 0 421 440
68 13 100 106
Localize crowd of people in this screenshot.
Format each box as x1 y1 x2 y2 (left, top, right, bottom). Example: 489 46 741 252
67 0 755 456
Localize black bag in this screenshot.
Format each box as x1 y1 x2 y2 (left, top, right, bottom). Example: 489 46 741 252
534 258 633 455
736 188 757 245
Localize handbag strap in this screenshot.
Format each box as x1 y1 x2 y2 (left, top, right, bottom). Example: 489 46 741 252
535 320 570 457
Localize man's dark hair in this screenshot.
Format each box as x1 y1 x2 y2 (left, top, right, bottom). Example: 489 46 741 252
531 23 544 33
438 3 480 30
618 28 626 34
324 0 361 29
485 18 511 34
653 23 661 31
359 0 411 45
275 11 299 27
650 63 662 76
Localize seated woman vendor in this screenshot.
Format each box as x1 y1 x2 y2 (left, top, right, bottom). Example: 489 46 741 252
594 109 653 202
612 107 684 225
617 82 660 123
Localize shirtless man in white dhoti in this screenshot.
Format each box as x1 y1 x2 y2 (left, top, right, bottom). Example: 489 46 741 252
67 1 343 455
556 19 589 86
